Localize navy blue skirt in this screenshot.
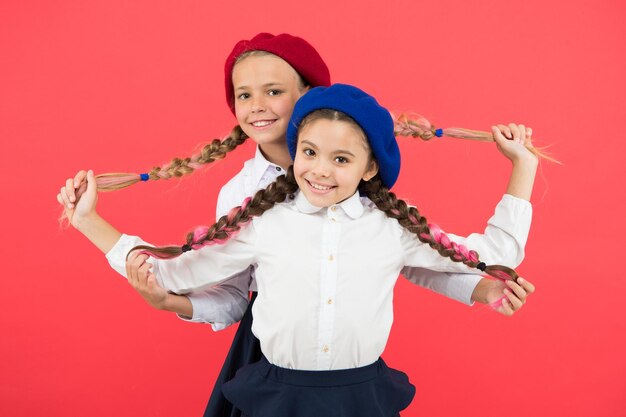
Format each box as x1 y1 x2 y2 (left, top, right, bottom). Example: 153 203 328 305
203 292 262 417
221 357 415 417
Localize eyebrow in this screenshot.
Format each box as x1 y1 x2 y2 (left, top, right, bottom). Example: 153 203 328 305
300 140 356 157
234 82 285 91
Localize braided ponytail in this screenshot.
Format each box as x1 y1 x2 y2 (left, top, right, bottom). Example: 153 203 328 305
129 167 299 260
393 113 559 164
95 125 249 191
360 176 519 282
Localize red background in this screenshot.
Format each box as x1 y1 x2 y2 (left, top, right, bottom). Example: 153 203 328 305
2 1 625 416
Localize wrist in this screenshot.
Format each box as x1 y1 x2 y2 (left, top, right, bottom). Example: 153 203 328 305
162 293 193 317
159 293 177 311
511 154 539 169
470 278 491 304
73 212 102 232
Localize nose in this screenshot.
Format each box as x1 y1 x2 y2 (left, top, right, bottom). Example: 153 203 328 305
250 96 266 113
311 158 331 177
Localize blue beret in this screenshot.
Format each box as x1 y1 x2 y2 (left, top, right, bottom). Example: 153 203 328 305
287 84 400 189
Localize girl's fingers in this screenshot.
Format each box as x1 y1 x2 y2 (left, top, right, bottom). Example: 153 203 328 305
517 124 526 144
505 288 523 310
137 263 152 285
499 298 515 316
506 280 528 303
66 178 76 203
85 170 97 195
491 126 507 144
60 185 73 208
146 273 159 289
497 124 512 139
126 251 148 284
518 277 536 294
508 123 521 142
524 127 533 147
126 250 140 264
73 170 87 189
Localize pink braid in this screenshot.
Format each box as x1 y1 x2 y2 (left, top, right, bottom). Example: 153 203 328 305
128 169 298 261
196 197 253 247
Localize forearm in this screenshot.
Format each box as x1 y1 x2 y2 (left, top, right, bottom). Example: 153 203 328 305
505 156 538 201
74 213 123 254
162 293 193 317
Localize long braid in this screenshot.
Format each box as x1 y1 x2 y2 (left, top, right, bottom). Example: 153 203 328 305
361 176 519 282
95 125 249 191
130 167 299 259
393 113 560 164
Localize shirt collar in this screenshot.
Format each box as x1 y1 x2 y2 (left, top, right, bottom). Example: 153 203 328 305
293 190 365 219
250 146 285 187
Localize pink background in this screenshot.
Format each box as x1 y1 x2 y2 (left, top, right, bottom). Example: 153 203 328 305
2 1 625 416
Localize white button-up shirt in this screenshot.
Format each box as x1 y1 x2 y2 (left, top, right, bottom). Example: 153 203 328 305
109 189 531 371
106 147 487 329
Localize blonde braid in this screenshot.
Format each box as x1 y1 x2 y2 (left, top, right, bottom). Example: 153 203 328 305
95 125 249 191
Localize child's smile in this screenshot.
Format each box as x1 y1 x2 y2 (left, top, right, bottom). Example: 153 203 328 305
232 54 306 149
294 118 378 207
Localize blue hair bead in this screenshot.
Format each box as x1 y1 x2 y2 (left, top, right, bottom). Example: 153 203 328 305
434 128 444 137
140 173 150 182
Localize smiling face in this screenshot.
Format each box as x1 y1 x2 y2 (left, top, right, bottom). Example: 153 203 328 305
294 113 379 207
232 53 308 149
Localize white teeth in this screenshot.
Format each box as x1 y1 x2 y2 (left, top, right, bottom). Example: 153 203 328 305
310 182 333 190
252 120 274 127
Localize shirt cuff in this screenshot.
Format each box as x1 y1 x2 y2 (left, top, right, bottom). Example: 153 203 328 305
492 194 533 247
442 273 483 306
104 234 150 278
175 283 250 331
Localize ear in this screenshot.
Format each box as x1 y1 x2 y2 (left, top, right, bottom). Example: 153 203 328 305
362 160 379 182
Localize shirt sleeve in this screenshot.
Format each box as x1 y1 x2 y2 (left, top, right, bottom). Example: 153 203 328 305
148 223 258 295
181 269 252 330
105 234 254 330
105 234 151 278
402 194 532 272
400 267 482 306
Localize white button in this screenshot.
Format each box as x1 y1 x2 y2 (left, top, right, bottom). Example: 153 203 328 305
322 345 330 353
331 206 337 211
327 298 333 305
328 254 334 261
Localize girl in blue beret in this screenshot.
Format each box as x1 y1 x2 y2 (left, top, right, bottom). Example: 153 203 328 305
121 83 537 417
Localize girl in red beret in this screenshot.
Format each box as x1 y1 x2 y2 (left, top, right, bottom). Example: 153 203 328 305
57 34 536 417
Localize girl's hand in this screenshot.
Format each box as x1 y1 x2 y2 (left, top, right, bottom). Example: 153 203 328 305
56 170 98 228
126 251 169 310
481 277 536 316
492 124 538 165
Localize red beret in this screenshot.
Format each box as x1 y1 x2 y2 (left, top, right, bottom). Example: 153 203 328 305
224 33 331 115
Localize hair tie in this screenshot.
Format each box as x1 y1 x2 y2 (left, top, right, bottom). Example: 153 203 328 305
181 244 192 253
434 128 443 137
476 262 487 271
140 173 150 181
